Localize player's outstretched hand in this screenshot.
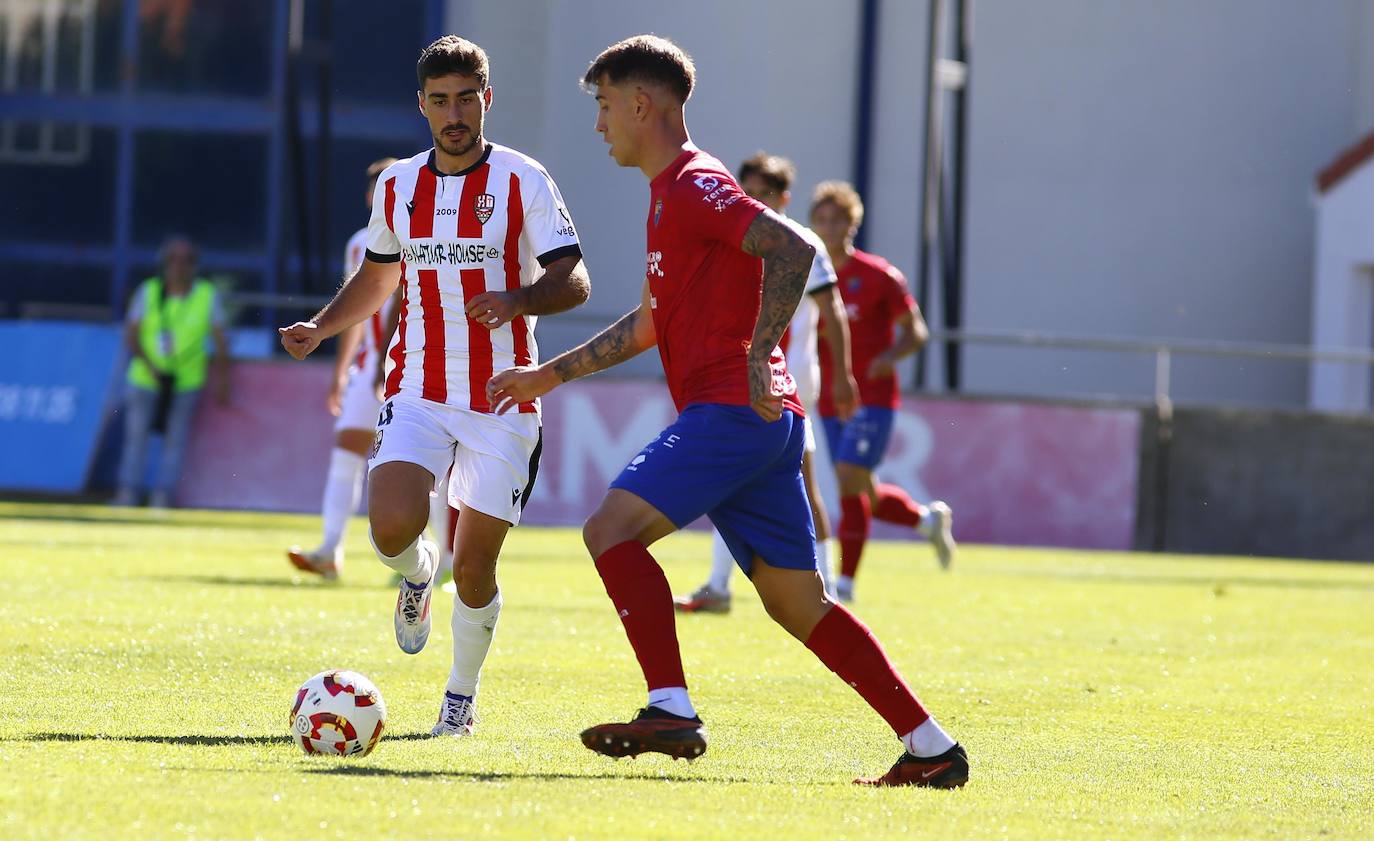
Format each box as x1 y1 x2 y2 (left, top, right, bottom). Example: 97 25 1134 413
326 374 345 416
747 356 785 423
465 290 523 330
487 365 559 415
279 321 323 360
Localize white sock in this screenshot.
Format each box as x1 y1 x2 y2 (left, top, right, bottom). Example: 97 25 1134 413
708 529 734 594
815 539 835 597
901 716 956 757
647 686 697 719
319 448 365 554
369 531 430 583
447 589 502 697
428 489 454 572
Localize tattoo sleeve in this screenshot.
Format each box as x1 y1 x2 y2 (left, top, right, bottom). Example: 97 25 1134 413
550 307 648 383
740 209 815 367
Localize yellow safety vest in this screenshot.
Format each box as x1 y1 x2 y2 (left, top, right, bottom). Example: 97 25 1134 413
127 278 217 392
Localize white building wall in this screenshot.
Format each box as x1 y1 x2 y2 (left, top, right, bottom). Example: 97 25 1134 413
445 0 1369 407
1311 164 1374 411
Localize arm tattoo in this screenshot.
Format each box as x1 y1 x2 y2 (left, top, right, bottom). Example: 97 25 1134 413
740 210 815 391
551 308 646 383
517 256 591 316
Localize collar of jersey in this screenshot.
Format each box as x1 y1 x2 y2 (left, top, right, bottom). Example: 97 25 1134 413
427 142 493 179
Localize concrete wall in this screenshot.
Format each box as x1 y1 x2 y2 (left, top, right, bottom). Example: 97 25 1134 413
442 0 1371 407
1153 406 1374 561
1311 162 1374 412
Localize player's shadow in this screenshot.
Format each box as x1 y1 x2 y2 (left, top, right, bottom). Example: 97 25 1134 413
306 765 759 784
19 732 436 746
135 574 391 590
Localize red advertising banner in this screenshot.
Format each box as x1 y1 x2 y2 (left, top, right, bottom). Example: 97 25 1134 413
180 366 1141 550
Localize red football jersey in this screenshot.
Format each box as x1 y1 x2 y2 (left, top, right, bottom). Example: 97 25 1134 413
818 249 917 414
645 148 803 416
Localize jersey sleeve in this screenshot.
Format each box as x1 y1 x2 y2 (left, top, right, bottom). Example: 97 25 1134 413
795 223 837 295
885 264 918 314
343 230 367 274
520 165 581 267
676 168 766 249
364 173 401 263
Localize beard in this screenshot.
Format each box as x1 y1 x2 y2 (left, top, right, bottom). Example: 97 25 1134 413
435 125 480 158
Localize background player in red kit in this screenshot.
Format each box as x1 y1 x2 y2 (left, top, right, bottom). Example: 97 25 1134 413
280 36 590 737
488 35 968 788
812 180 957 603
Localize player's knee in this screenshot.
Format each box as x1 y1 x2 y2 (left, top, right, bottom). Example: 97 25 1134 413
582 510 627 558
369 509 425 557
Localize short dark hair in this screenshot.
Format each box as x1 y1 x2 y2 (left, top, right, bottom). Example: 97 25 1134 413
417 35 489 89
582 35 695 102
738 152 796 194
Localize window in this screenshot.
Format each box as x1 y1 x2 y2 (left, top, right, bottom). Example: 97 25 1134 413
136 0 273 97
132 130 268 249
0 125 116 241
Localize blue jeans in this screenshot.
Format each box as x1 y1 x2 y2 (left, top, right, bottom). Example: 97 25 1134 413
116 384 202 495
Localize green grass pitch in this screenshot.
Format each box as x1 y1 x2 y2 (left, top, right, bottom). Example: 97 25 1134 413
1 501 1371 840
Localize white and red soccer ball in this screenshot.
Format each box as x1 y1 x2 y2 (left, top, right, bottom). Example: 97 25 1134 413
290 670 387 757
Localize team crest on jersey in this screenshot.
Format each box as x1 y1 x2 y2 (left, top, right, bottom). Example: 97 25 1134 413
653 198 663 227
474 193 495 225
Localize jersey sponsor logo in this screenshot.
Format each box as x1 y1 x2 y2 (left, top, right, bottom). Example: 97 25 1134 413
401 241 502 267
646 250 664 278
554 224 576 238
692 174 720 193
474 193 495 224
714 194 743 213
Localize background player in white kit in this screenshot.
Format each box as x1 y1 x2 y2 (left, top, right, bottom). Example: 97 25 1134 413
279 36 590 736
675 152 860 613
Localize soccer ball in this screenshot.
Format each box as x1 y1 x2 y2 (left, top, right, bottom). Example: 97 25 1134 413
289 669 387 757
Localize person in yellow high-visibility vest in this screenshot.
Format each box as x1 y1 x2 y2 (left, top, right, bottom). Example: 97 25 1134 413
114 236 231 508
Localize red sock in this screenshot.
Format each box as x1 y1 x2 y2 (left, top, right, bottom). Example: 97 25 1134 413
874 484 923 528
593 541 687 691
805 604 929 735
838 494 871 578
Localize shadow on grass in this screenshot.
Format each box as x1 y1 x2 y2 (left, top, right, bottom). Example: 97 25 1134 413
19 731 437 746
983 566 1374 593
0 509 281 531
305 765 759 784
134 574 391 590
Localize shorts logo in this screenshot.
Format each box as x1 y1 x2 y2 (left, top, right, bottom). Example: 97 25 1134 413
474 193 495 225
626 453 647 472
652 198 663 227
512 488 522 507
369 429 384 459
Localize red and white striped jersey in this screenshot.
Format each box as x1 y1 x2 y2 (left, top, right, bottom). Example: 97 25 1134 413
365 144 581 414
344 227 391 373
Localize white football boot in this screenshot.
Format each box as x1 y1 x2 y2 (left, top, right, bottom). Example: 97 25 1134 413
920 501 956 571
431 691 477 737
394 540 437 654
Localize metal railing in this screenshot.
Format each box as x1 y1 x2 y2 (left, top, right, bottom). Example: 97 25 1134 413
930 328 1374 414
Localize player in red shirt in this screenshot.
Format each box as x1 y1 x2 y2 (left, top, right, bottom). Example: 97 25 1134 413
487 35 968 788
811 181 956 603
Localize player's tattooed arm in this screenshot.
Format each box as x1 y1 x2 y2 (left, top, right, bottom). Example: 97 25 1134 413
466 254 590 330
487 281 655 414
739 209 815 420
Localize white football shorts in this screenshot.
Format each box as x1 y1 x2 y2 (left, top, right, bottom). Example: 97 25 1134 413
367 392 541 526
335 364 383 433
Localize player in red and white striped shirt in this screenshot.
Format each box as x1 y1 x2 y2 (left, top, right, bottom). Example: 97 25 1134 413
286 158 400 581
279 36 590 737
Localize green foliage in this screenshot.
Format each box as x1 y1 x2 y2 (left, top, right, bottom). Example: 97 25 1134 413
1 502 1371 840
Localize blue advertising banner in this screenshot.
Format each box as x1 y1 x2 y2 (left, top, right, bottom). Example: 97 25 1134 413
0 321 123 492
